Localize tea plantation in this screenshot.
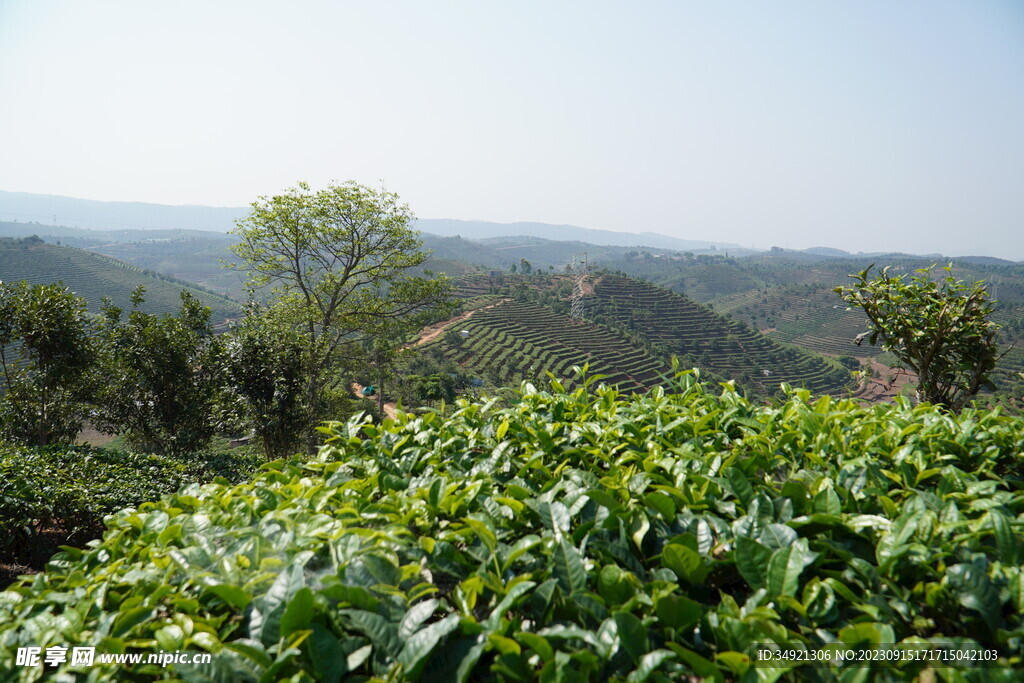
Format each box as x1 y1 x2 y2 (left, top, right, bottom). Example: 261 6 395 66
590 276 852 396
425 300 670 392
1 372 1022 680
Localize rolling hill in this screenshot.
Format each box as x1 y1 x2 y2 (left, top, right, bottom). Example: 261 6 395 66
422 297 672 392
601 251 1024 407
0 238 242 326
423 273 854 398
587 275 853 396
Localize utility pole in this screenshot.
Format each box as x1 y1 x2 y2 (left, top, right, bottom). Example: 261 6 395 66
570 252 588 320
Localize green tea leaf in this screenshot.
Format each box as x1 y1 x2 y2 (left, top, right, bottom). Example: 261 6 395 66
735 536 772 590
662 543 708 584
812 487 841 516
280 587 314 638
614 611 649 664
553 539 588 594
397 613 460 677
655 594 702 630
626 649 677 683
766 539 817 598
400 599 439 640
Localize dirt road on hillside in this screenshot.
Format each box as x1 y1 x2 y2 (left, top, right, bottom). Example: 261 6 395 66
412 299 510 347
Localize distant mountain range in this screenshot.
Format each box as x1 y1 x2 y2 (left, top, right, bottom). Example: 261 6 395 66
0 190 245 233
415 219 738 251
0 189 738 252
5 190 1017 263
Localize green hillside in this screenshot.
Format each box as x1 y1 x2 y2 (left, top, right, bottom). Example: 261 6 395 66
588 275 853 396
423 299 671 392
602 252 1024 407
0 239 242 325
711 283 883 357
424 274 853 398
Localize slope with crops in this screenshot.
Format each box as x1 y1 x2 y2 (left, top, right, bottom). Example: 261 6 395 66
0 239 242 326
1 375 1022 679
423 299 670 392
711 283 884 358
605 252 1024 407
588 275 853 396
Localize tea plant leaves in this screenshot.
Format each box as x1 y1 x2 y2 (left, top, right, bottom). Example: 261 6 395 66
2 378 1024 679
735 536 773 590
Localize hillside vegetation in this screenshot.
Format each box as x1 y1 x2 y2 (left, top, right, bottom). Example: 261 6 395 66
430 273 853 399
0 240 242 325
1 376 1022 679
589 275 852 396
605 252 1024 408
424 299 671 392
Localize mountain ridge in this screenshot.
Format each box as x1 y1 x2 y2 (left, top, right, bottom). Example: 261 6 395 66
0 189 735 252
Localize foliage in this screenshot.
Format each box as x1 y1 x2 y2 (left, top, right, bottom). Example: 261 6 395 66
360 323 409 416
399 372 458 406
228 181 454 450
0 445 192 553
0 441 263 563
834 356 860 373
835 265 1001 410
94 287 221 456
220 306 309 460
2 372 1024 679
0 281 94 446
445 275 851 398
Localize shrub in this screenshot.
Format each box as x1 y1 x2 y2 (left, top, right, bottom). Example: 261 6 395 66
1 375 1023 679
0 445 192 553
835 265 1000 410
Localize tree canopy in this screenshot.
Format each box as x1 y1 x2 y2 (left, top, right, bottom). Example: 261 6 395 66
834 264 1001 410
94 287 220 456
228 181 453 450
0 281 94 446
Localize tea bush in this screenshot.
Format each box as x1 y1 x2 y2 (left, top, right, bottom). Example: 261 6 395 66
0 444 263 554
1 373 1023 680
0 446 192 551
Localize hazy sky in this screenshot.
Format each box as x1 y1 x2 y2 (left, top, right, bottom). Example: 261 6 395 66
1 1 1022 257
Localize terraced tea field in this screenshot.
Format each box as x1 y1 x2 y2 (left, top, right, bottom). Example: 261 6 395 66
422 299 670 392
712 285 882 358
589 275 854 395
426 274 854 397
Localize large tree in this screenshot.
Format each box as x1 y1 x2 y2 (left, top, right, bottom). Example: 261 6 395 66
94 287 221 456
0 281 94 446
835 264 1001 411
220 305 308 459
228 181 453 449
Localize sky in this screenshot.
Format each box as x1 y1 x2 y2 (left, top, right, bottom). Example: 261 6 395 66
1 0 1022 258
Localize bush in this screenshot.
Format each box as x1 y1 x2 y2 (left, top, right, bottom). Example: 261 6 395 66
836 355 861 371
0 445 192 552
0 442 263 558
1 376 1023 679
835 265 1000 410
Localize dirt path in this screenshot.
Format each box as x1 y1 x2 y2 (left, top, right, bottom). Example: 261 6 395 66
350 382 398 420
850 357 916 403
75 423 117 447
411 298 509 347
